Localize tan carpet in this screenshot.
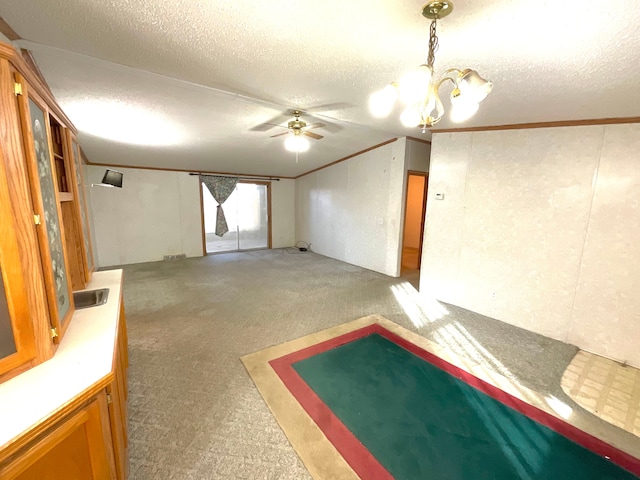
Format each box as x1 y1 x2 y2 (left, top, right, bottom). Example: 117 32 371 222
118 250 640 479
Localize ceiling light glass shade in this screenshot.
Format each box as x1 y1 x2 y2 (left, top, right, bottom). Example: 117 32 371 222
449 88 480 123
369 83 398 117
457 69 493 104
284 134 310 153
400 103 423 128
449 100 479 123
399 64 433 104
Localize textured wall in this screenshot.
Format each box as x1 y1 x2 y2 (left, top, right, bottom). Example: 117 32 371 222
405 140 430 172
420 124 640 367
567 124 640 365
270 179 296 248
86 166 202 266
86 166 296 266
295 139 407 276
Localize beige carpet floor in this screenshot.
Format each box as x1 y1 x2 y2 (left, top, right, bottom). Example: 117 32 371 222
120 249 640 479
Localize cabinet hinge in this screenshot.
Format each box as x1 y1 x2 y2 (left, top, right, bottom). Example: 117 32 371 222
34 214 41 225
50 327 58 339
14 82 23 96
106 393 112 404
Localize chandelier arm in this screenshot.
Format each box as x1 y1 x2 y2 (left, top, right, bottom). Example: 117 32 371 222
442 67 464 77
435 75 457 92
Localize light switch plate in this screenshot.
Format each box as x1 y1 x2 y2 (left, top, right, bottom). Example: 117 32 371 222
435 193 445 200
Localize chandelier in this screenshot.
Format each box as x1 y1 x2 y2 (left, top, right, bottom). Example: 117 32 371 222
369 1 493 132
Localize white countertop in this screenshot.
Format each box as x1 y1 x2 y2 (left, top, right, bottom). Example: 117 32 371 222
0 269 123 449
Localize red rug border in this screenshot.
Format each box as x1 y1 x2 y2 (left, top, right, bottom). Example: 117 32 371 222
269 322 640 478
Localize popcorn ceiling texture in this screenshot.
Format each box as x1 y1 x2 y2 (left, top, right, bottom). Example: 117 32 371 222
1 1 640 175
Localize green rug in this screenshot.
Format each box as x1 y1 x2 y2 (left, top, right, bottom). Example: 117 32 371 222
291 333 639 480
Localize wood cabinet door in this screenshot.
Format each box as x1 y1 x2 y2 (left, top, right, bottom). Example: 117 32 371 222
108 301 129 480
68 135 94 279
0 395 116 480
0 146 37 378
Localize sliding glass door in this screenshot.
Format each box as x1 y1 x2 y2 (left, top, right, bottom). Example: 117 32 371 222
202 181 269 254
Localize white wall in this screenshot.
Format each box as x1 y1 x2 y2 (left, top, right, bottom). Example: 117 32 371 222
86 166 202 267
420 124 640 367
86 166 296 267
271 179 295 248
405 139 430 172
0 32 11 44
295 138 407 276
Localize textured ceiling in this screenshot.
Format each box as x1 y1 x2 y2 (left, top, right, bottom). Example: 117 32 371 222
1 0 639 177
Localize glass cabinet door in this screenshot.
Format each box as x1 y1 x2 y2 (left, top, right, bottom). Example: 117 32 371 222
15 86 75 339
0 267 17 359
28 97 72 326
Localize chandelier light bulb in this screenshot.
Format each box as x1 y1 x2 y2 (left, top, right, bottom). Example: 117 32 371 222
400 103 423 128
284 134 310 153
450 101 479 123
450 88 480 122
399 64 432 104
369 83 398 118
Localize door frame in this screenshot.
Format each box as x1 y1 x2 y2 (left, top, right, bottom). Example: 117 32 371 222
199 179 272 255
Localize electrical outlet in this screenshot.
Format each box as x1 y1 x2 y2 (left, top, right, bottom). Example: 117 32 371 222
491 292 497 300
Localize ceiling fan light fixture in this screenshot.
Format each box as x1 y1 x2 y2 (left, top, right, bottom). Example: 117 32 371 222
368 0 492 132
284 133 310 153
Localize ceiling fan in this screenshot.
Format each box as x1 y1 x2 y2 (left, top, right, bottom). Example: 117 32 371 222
270 111 325 152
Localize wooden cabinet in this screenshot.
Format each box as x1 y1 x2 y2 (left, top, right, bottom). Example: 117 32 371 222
0 40 128 480
0 298 129 480
0 395 115 480
0 41 95 382
107 302 129 480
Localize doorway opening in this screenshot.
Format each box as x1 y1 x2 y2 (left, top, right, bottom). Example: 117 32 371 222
200 181 271 254
401 171 428 289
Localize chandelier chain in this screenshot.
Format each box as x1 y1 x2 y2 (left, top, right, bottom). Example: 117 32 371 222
427 18 439 69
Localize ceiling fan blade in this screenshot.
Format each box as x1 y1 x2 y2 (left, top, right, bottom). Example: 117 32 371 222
251 122 286 132
270 131 290 138
304 122 326 130
304 131 324 140
249 113 291 131
304 102 353 113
